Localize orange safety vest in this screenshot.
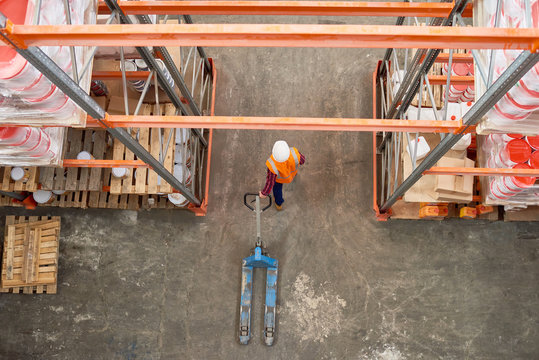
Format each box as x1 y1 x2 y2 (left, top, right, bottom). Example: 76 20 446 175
266 147 300 184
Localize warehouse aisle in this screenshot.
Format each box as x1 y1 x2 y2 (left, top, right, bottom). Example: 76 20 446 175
0 15 538 360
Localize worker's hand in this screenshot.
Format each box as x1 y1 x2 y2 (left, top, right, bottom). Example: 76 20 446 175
258 191 267 199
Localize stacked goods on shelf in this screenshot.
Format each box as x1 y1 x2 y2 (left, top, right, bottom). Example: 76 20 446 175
0 126 60 165
0 166 39 192
1 216 60 294
402 134 476 203
0 10 212 211
25 105 200 210
405 102 474 152
0 0 97 166
475 0 539 134
480 133 539 206
88 53 208 210
471 0 539 208
442 61 475 103
388 63 443 112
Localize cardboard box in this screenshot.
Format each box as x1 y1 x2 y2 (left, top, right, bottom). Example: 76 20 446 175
402 133 470 203
431 157 475 201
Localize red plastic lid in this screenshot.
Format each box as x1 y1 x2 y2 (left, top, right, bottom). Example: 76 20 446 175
506 139 532 163
530 151 539 169
452 63 469 76
0 127 22 140
467 63 475 75
511 163 536 188
527 135 539 150
452 84 468 92
507 133 523 139
0 0 31 79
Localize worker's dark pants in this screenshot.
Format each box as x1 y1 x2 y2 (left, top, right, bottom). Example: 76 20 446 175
273 182 284 206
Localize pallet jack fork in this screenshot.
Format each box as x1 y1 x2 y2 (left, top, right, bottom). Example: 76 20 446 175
239 193 278 346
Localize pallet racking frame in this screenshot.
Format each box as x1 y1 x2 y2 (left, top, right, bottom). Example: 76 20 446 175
0 0 537 217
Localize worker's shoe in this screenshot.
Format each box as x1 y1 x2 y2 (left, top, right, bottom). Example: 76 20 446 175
275 203 283 211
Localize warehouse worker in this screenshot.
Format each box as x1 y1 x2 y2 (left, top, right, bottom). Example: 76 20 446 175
259 140 305 210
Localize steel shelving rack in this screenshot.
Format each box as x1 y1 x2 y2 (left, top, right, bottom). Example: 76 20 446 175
0 0 537 218
373 0 539 219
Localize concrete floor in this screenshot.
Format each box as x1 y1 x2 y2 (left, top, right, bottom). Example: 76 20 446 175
1 13 539 360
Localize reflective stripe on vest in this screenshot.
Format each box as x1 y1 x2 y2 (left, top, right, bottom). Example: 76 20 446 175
291 149 299 167
267 157 280 177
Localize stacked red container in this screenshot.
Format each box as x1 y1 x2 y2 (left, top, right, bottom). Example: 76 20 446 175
0 0 77 121
0 127 53 157
442 63 475 103
484 0 539 125
487 134 539 201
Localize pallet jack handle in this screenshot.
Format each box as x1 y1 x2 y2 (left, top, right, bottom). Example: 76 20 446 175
244 193 272 246
243 193 272 212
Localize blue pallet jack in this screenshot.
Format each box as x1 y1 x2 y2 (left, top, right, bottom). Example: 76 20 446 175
239 193 278 346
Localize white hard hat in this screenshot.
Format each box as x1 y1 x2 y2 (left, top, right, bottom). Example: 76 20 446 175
272 140 290 162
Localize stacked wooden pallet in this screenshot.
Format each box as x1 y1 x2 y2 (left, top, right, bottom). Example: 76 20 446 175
0 192 179 211
0 167 39 192
1 216 60 294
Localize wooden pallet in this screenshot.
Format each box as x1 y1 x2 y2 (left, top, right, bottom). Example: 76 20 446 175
39 128 109 192
46 191 89 209
504 206 539 221
391 175 500 220
0 284 57 294
88 191 140 210
87 192 179 210
142 194 178 210
0 167 39 192
109 104 176 195
0 216 60 294
0 192 186 210
0 195 21 207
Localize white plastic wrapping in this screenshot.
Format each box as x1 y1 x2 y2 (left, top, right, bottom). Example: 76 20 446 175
475 0 539 135
0 0 97 127
0 126 64 166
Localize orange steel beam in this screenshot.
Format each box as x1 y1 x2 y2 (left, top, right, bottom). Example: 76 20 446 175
434 53 473 64
427 75 474 85
4 24 537 50
93 70 151 80
97 69 490 86
424 167 539 177
62 159 150 168
97 1 473 18
85 115 471 133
